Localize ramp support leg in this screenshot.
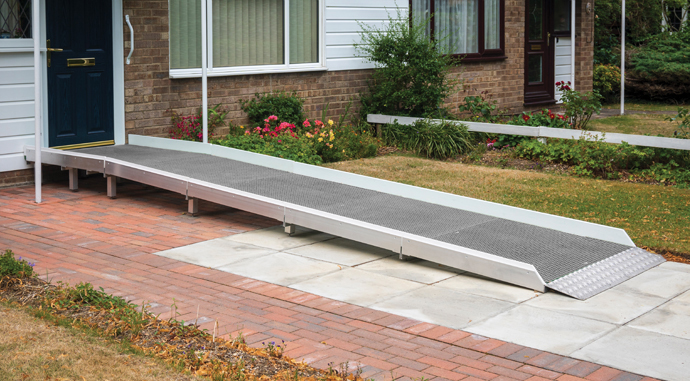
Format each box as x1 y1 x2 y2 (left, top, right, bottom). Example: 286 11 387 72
285 224 296 235
68 168 78 192
188 198 199 216
107 176 117 199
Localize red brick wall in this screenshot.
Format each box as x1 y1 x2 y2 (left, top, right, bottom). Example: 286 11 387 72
122 0 573 139
575 0 595 92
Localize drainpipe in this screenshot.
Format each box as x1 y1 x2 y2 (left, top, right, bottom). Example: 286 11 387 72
570 0 576 88
32 0 41 203
620 0 626 115
201 0 208 144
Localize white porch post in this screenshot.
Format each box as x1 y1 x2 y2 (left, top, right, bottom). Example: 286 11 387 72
33 0 42 203
201 0 208 144
570 0 576 87
620 0 626 115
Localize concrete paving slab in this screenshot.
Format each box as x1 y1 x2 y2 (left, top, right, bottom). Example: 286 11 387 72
356 256 460 284
371 286 514 329
435 273 539 303
466 305 616 355
628 290 690 340
286 238 393 266
525 288 665 324
659 261 690 274
291 268 425 307
573 326 690 381
612 266 690 299
225 225 335 251
156 239 277 268
216 252 343 286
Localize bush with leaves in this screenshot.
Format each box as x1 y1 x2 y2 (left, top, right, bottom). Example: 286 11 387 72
515 134 690 184
594 64 621 103
239 92 306 127
458 91 500 123
356 10 460 118
666 107 690 139
0 249 35 278
556 81 602 130
169 104 228 141
508 109 571 129
384 119 475 159
627 30 690 99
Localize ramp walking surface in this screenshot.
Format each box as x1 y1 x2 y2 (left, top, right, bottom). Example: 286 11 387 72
76 145 664 299
3 179 689 381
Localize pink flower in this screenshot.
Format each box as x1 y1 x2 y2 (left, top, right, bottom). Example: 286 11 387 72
303 120 311 128
278 140 282 143
268 115 278 121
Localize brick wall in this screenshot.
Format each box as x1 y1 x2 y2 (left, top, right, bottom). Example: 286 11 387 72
121 0 559 139
575 0 595 92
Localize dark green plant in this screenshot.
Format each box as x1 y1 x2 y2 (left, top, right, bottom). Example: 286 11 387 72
384 119 475 160
356 10 460 118
458 91 500 123
0 249 34 278
627 30 690 99
508 109 572 129
239 92 306 127
515 133 690 184
556 82 603 131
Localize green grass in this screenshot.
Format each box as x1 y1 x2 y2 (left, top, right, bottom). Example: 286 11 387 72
589 114 679 137
602 101 684 112
326 155 690 254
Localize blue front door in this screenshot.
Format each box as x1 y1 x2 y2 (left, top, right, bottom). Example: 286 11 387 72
46 0 114 148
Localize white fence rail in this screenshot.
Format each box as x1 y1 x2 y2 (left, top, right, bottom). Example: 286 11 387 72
367 114 690 151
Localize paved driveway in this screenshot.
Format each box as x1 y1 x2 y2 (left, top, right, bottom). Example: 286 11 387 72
1 178 672 381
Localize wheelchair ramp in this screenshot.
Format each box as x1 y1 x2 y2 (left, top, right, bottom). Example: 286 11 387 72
25 141 665 300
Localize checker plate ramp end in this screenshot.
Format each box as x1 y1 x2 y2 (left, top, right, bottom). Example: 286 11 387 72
547 247 665 300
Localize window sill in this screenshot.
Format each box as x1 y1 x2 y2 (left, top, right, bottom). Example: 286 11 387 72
170 65 328 79
458 55 508 63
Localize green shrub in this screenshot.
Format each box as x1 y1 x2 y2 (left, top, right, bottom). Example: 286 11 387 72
627 31 690 99
169 104 228 141
515 134 690 184
594 64 621 103
556 81 603 130
0 249 34 278
214 132 323 165
666 107 690 138
239 92 306 127
384 119 475 160
356 10 460 118
508 109 572 129
458 91 500 123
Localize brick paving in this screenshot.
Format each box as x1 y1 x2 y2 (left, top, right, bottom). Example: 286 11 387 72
0 178 657 381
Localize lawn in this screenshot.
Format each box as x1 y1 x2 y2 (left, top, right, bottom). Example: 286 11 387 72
326 155 690 255
589 113 679 137
602 102 683 112
0 303 198 381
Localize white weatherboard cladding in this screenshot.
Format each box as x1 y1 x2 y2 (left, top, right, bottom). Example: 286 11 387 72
554 37 572 102
0 47 35 172
325 0 406 71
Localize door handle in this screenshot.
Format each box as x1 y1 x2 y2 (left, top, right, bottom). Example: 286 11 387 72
46 39 64 67
547 32 551 47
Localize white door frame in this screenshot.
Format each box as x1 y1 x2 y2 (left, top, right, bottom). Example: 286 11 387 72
40 0 126 147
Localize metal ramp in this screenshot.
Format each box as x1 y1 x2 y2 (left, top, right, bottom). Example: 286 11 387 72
25 136 665 300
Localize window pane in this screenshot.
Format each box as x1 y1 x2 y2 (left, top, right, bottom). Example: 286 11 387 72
0 0 31 38
170 0 202 69
528 54 542 83
213 0 284 68
411 0 431 38
553 0 571 33
435 0 478 54
290 0 318 64
528 0 542 40
484 0 500 49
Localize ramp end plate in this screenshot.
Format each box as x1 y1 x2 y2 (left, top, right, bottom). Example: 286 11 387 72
547 247 665 300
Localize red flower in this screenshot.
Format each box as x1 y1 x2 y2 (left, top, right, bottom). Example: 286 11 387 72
522 114 530 122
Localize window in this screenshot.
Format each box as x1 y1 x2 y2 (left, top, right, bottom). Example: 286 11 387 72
169 0 323 77
0 0 31 38
553 0 571 36
410 0 504 61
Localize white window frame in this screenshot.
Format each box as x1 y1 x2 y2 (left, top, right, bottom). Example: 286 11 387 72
169 0 327 79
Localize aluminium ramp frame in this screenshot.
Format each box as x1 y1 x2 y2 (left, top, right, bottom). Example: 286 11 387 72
24 137 665 300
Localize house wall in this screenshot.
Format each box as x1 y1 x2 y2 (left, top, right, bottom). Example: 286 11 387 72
0 40 36 175
122 0 552 139
575 0 594 92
